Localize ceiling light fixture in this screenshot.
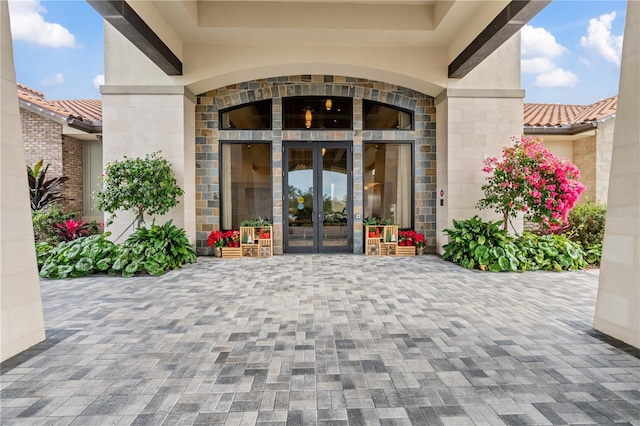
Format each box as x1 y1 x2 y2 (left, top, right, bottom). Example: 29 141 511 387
325 99 332 111
303 107 313 129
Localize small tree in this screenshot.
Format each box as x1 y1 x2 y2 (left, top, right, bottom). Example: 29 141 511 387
477 136 585 231
96 151 184 228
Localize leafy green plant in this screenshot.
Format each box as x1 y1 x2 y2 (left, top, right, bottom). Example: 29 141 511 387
39 234 118 279
363 217 394 226
112 220 197 277
514 233 586 271
96 151 184 228
240 218 272 227
442 216 520 272
563 201 606 265
584 244 603 266
32 204 76 243
27 160 70 211
35 242 54 269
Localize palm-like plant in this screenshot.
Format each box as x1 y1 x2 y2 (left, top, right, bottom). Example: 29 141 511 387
27 160 70 211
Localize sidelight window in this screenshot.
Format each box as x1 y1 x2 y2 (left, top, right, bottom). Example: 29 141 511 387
220 143 272 229
364 143 413 228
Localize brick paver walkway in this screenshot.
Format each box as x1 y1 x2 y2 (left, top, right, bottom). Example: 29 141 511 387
1 255 639 425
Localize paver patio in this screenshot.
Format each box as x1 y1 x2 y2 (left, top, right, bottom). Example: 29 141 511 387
1 255 639 425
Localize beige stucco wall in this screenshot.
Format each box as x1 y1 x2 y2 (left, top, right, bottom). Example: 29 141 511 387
436 93 524 253
572 136 597 203
104 23 522 99
1 0 45 362
101 90 196 242
595 118 615 203
594 0 640 349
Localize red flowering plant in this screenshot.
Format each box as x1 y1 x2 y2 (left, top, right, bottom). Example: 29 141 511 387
477 136 585 231
223 230 240 247
207 230 225 248
398 230 427 248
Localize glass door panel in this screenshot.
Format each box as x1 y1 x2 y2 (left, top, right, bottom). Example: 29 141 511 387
287 147 315 251
322 148 349 251
284 142 352 253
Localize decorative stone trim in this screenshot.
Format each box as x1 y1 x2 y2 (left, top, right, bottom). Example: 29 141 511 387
195 75 436 255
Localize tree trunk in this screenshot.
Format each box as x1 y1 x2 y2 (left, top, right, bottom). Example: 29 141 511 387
503 211 509 231
136 206 144 229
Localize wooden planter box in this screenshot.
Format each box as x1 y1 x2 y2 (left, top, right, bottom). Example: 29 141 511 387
237 226 273 258
396 246 416 257
221 247 242 258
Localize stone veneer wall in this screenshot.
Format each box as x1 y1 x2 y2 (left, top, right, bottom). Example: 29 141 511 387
20 108 83 214
195 75 436 255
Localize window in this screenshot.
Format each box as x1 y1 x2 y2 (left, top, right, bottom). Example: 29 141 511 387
364 143 412 228
283 97 353 129
221 143 272 229
220 100 272 129
363 100 412 130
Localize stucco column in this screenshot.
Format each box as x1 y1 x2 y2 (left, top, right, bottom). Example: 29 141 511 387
594 0 640 348
1 0 46 362
100 87 196 242
435 90 524 253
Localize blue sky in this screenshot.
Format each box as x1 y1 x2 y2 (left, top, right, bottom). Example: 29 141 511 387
9 0 627 105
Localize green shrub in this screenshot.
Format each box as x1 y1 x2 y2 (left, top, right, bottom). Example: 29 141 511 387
39 234 118 279
38 221 197 279
111 220 197 277
442 216 520 272
515 233 586 271
563 202 606 265
32 205 76 244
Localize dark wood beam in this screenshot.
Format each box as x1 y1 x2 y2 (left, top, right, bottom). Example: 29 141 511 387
448 0 551 79
87 0 182 75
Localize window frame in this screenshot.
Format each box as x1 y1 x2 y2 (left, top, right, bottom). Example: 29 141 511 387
219 141 274 230
363 100 414 130
363 140 415 230
283 96 354 130
218 100 273 130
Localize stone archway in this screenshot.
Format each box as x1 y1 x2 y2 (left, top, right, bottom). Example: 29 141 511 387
193 75 437 255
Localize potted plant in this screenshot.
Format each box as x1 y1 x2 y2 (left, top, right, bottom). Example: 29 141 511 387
412 232 427 255
207 230 225 256
224 230 240 247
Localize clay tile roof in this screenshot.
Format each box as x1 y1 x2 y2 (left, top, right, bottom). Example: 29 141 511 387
51 99 102 123
17 84 102 123
524 95 617 127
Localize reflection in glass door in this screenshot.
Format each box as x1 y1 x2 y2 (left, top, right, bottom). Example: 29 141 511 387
284 142 352 253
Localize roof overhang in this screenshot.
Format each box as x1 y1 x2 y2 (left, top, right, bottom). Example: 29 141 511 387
88 0 549 80
449 0 551 78
524 121 598 136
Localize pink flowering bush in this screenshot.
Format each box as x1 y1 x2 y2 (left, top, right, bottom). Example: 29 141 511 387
477 136 585 231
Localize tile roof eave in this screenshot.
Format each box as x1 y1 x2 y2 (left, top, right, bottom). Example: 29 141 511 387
523 121 598 136
66 116 102 134
19 99 69 126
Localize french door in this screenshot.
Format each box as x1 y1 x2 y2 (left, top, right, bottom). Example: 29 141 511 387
284 142 352 253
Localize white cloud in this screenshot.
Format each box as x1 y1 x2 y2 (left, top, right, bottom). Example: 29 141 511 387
8 0 76 48
521 57 556 74
40 73 64 86
521 25 567 58
92 74 105 89
580 11 623 66
535 68 578 88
